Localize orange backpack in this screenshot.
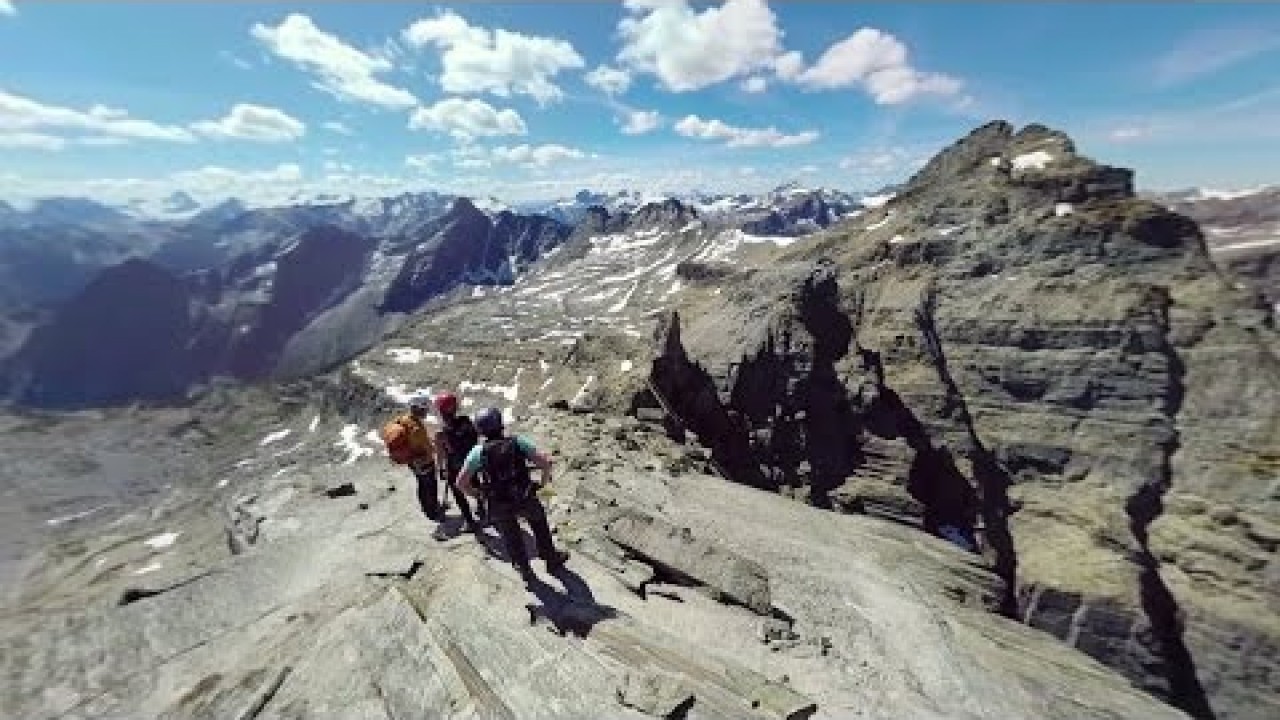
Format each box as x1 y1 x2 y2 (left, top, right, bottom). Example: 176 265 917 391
380 417 416 465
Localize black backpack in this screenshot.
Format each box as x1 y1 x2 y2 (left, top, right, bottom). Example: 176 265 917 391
480 437 534 506
440 416 479 471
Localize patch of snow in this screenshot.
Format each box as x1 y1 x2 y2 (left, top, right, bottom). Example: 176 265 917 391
336 424 375 464
234 459 255 468
471 286 486 299
308 415 320 433
620 360 634 373
386 347 423 364
216 477 230 489
866 212 893 231
989 156 1003 167
1198 186 1269 201
271 468 292 478
889 234 908 245
937 226 962 237
1054 203 1073 217
143 531 180 549
1012 150 1054 171
364 429 382 446
132 562 163 576
539 359 551 374
1214 237 1280 253
45 505 107 527
385 384 431 405
260 429 292 446
860 193 895 209
539 376 555 392
459 372 521 403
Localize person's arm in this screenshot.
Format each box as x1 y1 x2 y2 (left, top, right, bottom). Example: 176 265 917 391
520 437 552 486
456 445 482 496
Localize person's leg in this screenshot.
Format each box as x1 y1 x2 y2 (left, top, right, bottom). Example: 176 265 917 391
446 469 478 529
414 468 440 518
520 498 566 570
490 509 532 575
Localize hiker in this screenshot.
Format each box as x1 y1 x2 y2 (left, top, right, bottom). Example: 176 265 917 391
432 391 484 534
381 393 444 520
456 407 569 583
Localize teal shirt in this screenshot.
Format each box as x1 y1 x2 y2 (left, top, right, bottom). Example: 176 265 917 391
462 436 537 475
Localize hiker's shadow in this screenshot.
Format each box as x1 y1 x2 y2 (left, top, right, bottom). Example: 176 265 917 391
525 567 618 639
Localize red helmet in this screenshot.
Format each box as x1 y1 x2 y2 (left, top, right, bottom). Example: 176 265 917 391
434 392 459 416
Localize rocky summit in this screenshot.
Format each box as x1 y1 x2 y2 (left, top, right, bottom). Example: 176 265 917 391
2 121 1277 720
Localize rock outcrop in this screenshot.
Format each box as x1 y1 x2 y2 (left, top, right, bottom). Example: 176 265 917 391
649 121 1279 719
0 388 1188 720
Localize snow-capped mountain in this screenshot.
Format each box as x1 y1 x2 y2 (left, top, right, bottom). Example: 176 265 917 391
527 183 866 236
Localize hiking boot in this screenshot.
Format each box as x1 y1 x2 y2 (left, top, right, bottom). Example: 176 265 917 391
544 550 570 574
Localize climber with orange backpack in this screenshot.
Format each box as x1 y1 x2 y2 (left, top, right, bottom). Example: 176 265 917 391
381 393 444 520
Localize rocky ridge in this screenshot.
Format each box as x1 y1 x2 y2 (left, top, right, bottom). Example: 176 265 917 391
0 375 1186 720
340 122 1279 719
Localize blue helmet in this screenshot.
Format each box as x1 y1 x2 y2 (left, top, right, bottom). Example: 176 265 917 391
475 407 504 436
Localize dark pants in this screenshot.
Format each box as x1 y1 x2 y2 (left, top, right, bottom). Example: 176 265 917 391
413 464 441 518
443 462 482 527
489 496 558 573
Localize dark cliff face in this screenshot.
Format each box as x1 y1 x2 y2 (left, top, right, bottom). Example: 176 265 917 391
381 198 571 313
3 259 195 408
223 225 377 379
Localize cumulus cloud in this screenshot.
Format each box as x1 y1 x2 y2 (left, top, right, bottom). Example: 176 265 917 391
323 120 353 135
774 51 805 80
673 114 818 148
408 98 527 141
0 1 14 17
620 109 662 135
1108 126 1149 142
617 0 782 92
403 11 584 105
585 64 632 95
0 89 195 144
793 28 962 104
252 14 418 108
191 103 306 142
492 143 585 168
740 76 768 93
446 143 586 170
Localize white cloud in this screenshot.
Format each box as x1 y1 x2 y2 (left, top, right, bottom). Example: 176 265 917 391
408 97 527 141
404 154 439 171
793 28 962 104
774 51 805 80
740 76 768 93
0 132 65 150
403 11 584 105
323 120 353 135
191 103 306 142
585 64 632 95
0 89 195 143
617 0 782 92
447 143 586 170
1108 126 1148 142
797 165 819 174
251 14 418 108
620 109 662 135
673 114 818 148
1150 24 1280 88
0 1 14 17
493 144 585 168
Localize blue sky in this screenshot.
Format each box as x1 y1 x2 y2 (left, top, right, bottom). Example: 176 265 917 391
2 1 1279 205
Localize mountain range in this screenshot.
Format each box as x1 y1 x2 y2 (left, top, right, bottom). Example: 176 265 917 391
0 122 1277 720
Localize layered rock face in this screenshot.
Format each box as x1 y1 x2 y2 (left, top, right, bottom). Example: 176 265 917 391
650 122 1279 719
